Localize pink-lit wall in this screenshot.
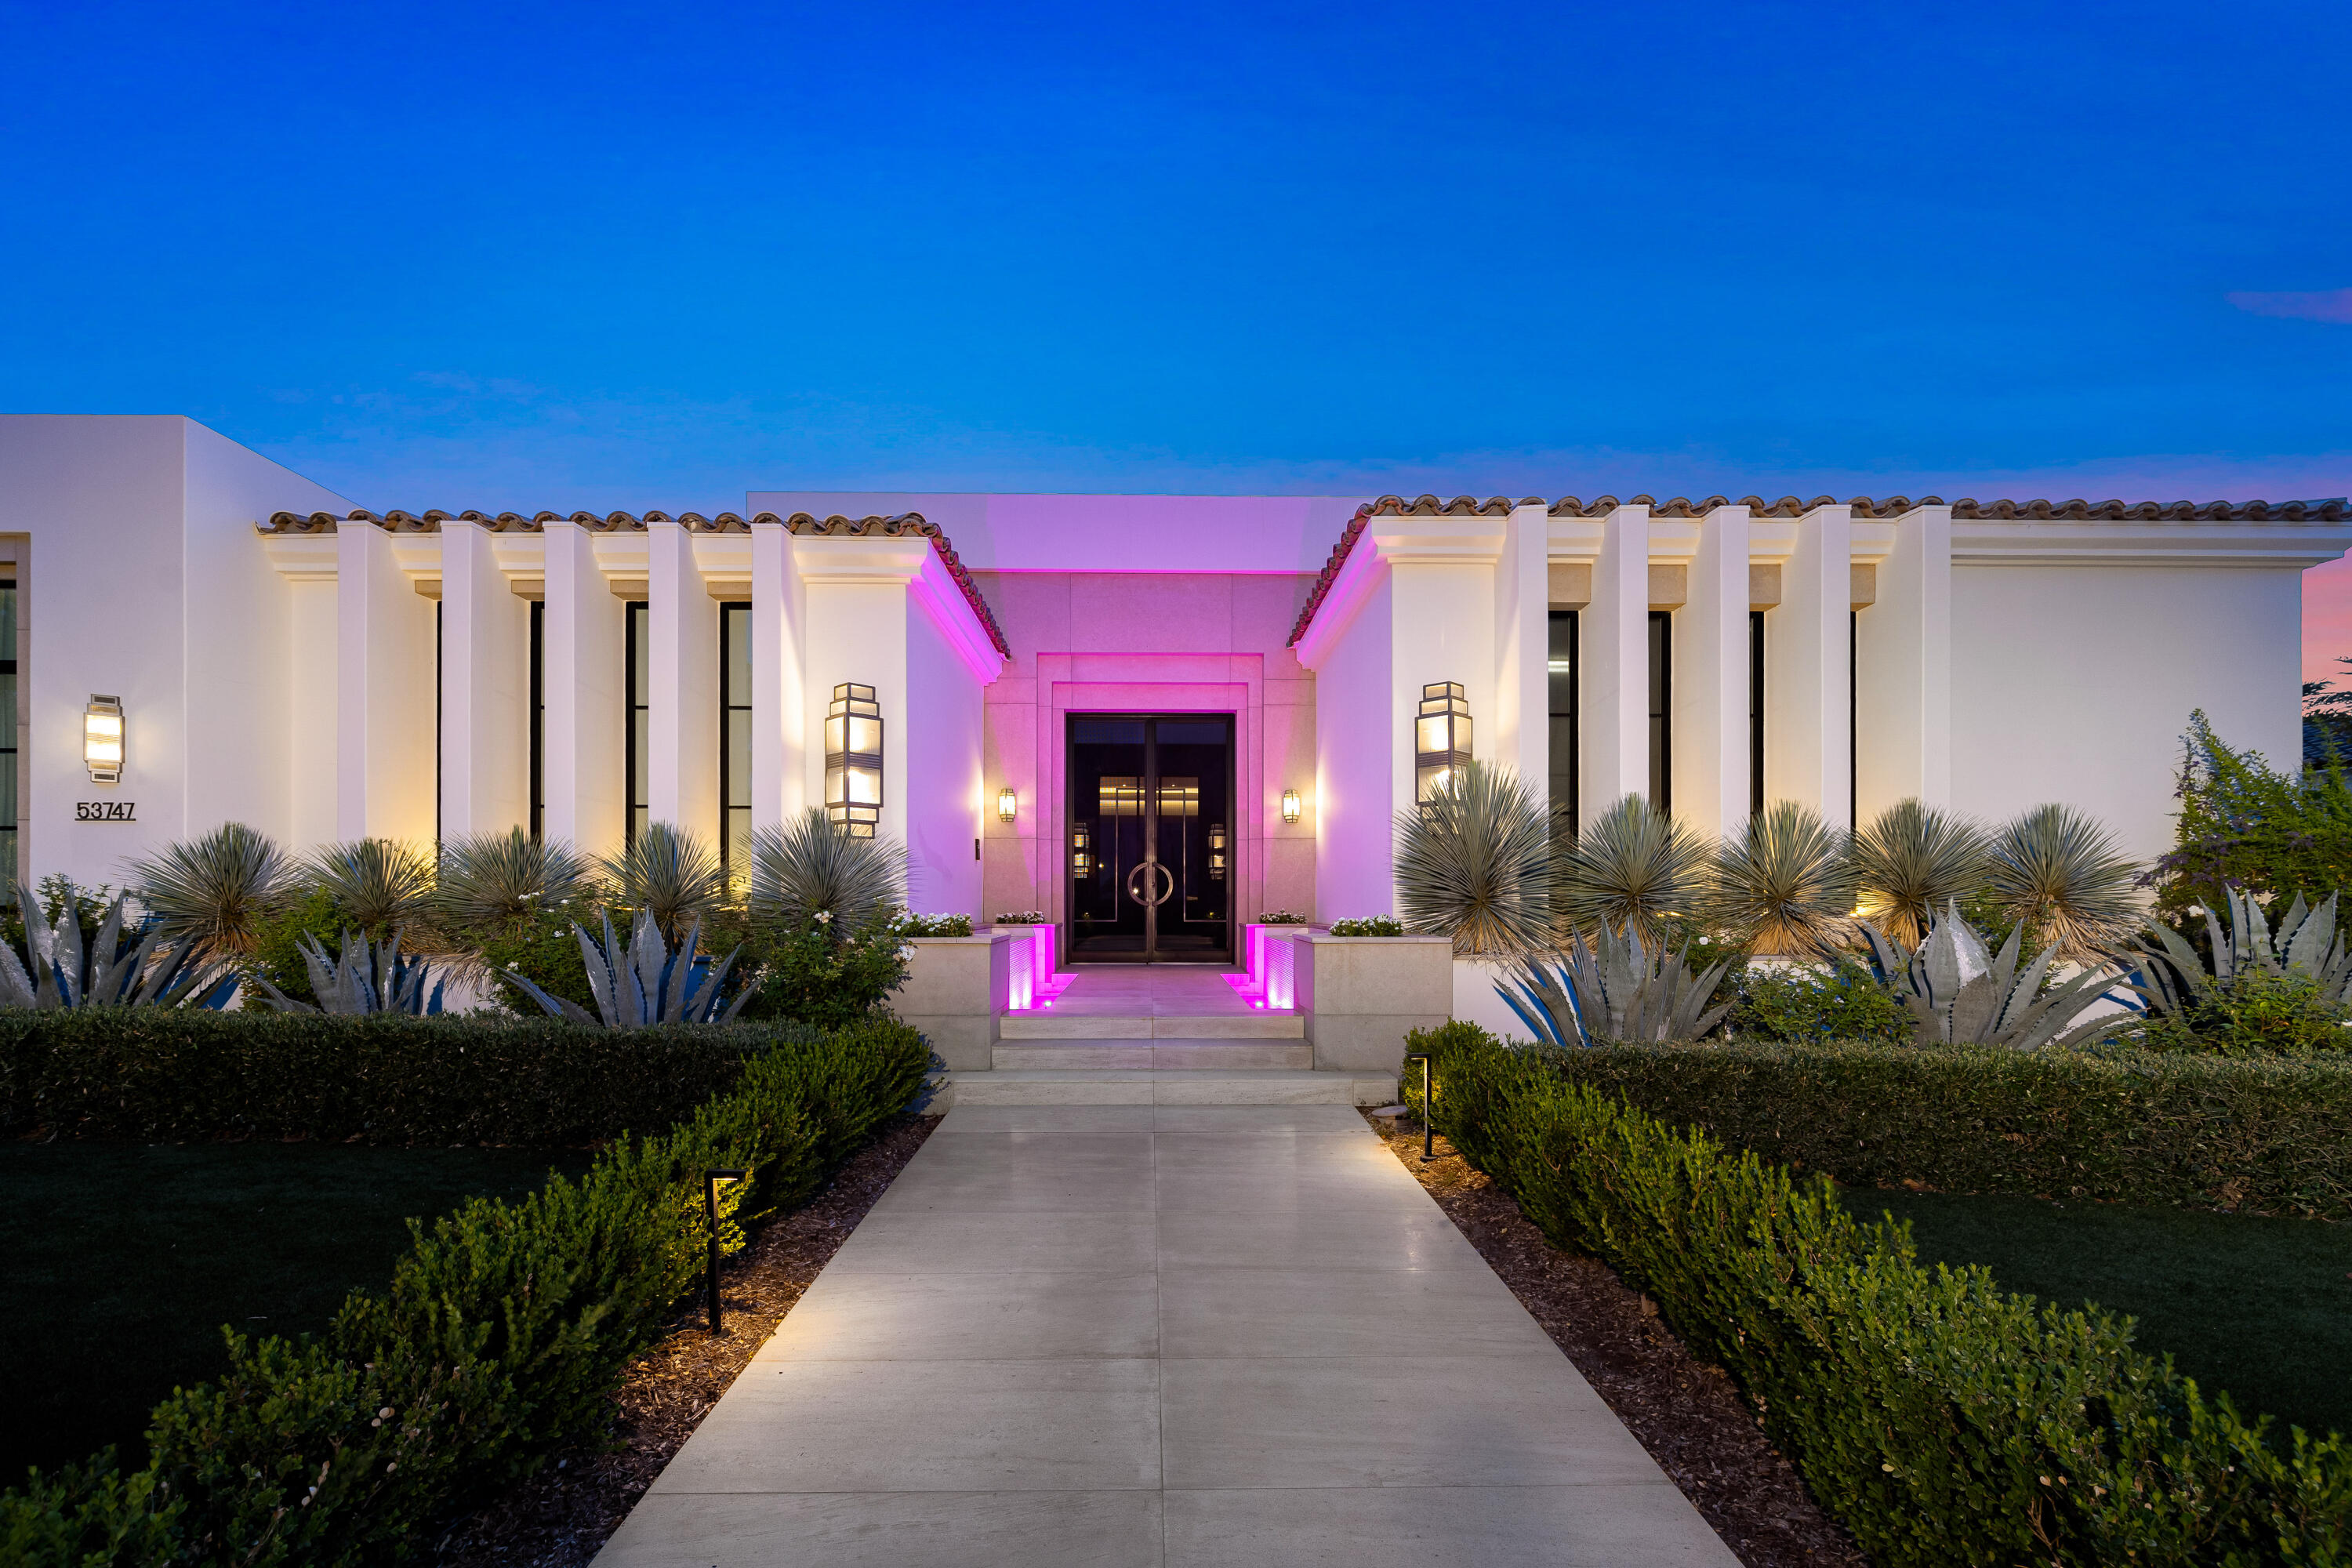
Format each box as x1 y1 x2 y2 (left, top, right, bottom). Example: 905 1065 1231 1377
975 569 1318 947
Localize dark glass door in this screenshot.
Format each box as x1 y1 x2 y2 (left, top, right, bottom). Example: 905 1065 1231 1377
1066 715 1234 964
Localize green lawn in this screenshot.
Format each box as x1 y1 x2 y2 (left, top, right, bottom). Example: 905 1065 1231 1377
0 1142 592 1486
1840 1187 2352 1442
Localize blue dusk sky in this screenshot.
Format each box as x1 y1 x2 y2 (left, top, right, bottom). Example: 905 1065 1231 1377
2 0 2347 530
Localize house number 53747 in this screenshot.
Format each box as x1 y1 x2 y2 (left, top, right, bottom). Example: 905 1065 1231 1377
74 801 136 822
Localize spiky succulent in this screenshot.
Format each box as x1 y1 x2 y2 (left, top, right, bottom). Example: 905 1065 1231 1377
2129 885 2352 1018
1557 793 1710 949
1984 804 2141 959
1496 924 1733 1047
125 822 291 958
1859 902 2129 1051
1851 799 1989 948
252 928 444 1016
307 838 437 935
748 808 907 934
436 826 593 931
1393 761 1557 957
505 906 749 1028
1709 800 1855 958
0 882 238 1010
599 822 727 941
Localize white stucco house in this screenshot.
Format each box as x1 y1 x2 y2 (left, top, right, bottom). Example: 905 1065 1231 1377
1 414 2342 1001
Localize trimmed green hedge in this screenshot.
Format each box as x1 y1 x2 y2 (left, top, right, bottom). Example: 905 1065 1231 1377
1407 1022 2352 1567
0 1015 931 1566
0 1011 821 1146
1537 1037 2352 1221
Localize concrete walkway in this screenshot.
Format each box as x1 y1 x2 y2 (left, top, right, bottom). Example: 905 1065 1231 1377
594 1105 1740 1567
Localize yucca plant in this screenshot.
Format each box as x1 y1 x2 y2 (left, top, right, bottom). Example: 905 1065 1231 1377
307 837 437 935
506 906 749 1027
0 882 238 1010
1859 902 2127 1050
252 928 445 1016
125 821 292 958
1984 804 2141 959
1851 798 1989 947
748 808 907 933
600 822 726 942
2129 884 2352 1014
1557 793 1711 948
436 826 593 931
1709 800 1855 958
1497 924 1733 1046
1393 762 1556 957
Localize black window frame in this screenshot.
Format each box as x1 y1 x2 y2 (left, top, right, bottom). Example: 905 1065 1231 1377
1547 609 1578 830
625 601 649 846
1749 609 1766 817
529 600 545 841
718 601 752 877
1647 609 1672 815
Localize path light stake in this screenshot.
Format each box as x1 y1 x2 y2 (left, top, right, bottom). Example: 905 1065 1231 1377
1405 1054 1433 1162
704 1168 747 1335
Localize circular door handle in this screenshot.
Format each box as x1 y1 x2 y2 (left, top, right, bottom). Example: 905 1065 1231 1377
1126 861 1175 907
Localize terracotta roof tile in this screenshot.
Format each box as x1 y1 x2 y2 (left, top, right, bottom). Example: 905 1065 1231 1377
257 508 1011 657
1289 493 2351 644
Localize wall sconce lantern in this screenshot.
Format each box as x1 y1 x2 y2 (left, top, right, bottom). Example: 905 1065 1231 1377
1414 681 1472 803
1207 822 1228 880
84 695 125 785
1071 824 1093 877
824 683 884 837
997 787 1018 822
1280 788 1303 825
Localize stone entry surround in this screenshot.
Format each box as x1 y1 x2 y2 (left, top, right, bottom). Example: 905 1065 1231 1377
591 1104 1739 1567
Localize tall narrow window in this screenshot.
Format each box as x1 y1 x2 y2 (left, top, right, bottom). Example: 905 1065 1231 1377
1849 609 1859 829
719 602 752 877
0 579 16 888
1647 610 1672 815
1547 610 1578 828
625 601 649 845
1749 610 1766 817
528 601 545 841
434 602 443 847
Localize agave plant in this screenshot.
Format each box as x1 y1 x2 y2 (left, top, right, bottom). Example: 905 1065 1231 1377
0 883 238 1010
436 826 592 930
1709 800 1854 958
1393 762 1556 957
600 822 726 942
1851 799 1989 948
506 906 749 1027
1557 793 1711 948
748 808 907 932
252 928 445 1016
307 838 437 935
2128 885 2352 1018
1496 924 1733 1047
125 822 292 958
1858 902 2127 1050
1983 804 2140 960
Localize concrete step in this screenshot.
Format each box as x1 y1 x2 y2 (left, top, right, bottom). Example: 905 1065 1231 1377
991 1040 1314 1071
996 1011 1306 1040
934 1068 1396 1107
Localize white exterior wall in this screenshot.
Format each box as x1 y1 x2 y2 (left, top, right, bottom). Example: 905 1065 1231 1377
903 601 984 913
437 521 530 840
1582 503 1652 822
1953 562 2303 861
542 521 626 857
1671 503 1753 837
1308 573 1393 920
1764 502 1855 829
1855 504 1952 815
648 519 719 843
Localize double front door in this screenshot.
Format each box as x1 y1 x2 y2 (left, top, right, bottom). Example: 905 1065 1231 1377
1066 715 1234 964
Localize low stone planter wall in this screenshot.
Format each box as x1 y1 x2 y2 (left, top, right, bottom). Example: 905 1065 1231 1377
895 933 1021 1070
1293 934 1453 1073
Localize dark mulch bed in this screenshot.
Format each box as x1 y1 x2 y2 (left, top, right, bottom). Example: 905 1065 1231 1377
1363 1109 1870 1568
429 1112 942 1566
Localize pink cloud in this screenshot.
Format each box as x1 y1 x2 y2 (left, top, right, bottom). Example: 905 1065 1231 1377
2227 288 2352 324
